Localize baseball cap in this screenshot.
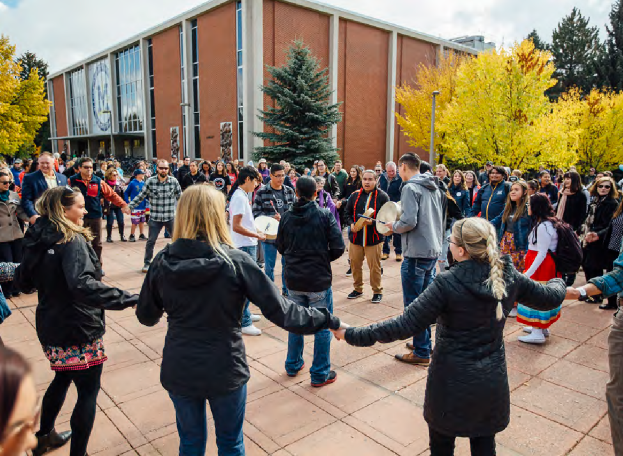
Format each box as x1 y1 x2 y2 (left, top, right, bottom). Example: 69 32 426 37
133 169 146 176
14 159 22 164
259 158 267 164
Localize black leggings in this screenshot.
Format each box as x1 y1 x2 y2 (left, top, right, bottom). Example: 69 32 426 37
38 364 103 456
429 427 496 456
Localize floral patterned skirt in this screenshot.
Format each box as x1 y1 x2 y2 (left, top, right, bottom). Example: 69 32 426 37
500 231 526 272
44 337 107 372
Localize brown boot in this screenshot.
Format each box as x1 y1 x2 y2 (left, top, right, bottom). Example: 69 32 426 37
395 353 430 366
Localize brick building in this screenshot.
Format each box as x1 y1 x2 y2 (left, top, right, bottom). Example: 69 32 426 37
47 0 476 168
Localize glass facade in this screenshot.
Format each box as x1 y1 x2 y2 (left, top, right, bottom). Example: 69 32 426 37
115 45 144 133
180 25 187 157
69 68 88 136
191 19 200 157
147 39 156 157
236 0 244 158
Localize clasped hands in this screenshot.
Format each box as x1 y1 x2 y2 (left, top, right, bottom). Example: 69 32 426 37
330 322 350 341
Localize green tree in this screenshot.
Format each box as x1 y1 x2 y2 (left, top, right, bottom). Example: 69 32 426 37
550 7 602 98
17 51 51 153
526 29 549 51
253 40 342 168
596 0 623 91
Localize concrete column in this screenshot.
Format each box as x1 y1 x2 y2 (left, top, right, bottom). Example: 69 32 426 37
385 31 397 164
108 53 118 157
329 14 339 151
438 44 444 66
245 0 264 159
139 41 152 160
84 64 94 143
63 73 72 139
182 20 195 159
47 80 58 154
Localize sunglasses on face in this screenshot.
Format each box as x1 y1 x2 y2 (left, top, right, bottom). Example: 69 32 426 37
598 185 611 189
158 167 169 170
0 180 11 185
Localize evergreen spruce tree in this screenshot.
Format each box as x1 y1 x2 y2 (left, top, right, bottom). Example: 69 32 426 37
254 40 342 168
549 8 601 98
526 29 549 51
596 0 623 91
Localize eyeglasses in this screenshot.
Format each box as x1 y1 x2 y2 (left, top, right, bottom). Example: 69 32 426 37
447 235 459 246
598 185 611 189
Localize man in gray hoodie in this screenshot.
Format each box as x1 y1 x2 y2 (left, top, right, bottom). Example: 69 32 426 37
384 153 444 365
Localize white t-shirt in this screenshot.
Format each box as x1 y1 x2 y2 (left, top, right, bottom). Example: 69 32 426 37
229 188 257 248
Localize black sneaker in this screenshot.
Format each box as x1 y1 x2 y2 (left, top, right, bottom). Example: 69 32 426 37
129 234 136 242
371 294 383 303
139 234 147 240
347 290 363 299
311 370 337 387
345 268 352 276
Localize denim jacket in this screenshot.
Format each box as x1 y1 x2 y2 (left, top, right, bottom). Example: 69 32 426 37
490 213 531 251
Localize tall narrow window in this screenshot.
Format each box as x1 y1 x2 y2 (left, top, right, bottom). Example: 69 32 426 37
147 39 156 157
179 25 187 157
49 82 57 139
115 45 144 133
69 69 88 136
191 19 200 157
236 0 244 158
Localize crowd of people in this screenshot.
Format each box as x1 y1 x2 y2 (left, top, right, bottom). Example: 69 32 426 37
0 150 621 456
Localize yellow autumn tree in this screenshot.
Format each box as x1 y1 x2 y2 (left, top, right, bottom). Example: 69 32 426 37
440 40 575 169
0 35 49 157
546 88 623 172
395 51 469 156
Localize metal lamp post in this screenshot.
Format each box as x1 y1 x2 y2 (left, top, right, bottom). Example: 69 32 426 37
429 90 440 166
101 110 114 158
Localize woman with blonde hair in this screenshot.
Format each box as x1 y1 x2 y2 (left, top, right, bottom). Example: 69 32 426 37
15 187 137 456
136 184 342 456
332 217 565 455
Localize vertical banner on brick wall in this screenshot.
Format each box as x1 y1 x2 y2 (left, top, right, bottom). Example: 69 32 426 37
170 127 180 158
89 59 113 134
220 122 233 162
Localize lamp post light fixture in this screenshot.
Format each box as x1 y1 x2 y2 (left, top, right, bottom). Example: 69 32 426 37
181 102 191 158
429 90 440 167
101 110 114 157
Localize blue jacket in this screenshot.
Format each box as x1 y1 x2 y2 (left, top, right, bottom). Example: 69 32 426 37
470 181 510 221
378 172 402 202
11 167 21 186
490 212 531 251
124 179 148 211
448 184 470 216
589 247 623 303
21 170 68 218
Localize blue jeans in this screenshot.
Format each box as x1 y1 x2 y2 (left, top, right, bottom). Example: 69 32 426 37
263 242 287 295
382 233 402 255
401 257 437 358
239 246 257 328
438 228 452 270
168 384 247 456
285 288 333 384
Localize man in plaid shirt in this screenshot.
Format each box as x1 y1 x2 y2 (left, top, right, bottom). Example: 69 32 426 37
128 159 182 272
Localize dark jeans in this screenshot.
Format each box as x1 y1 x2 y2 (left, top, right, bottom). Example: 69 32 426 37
401 257 436 358
238 246 257 327
382 233 402 255
285 288 333 384
169 384 247 456
0 238 22 294
106 207 124 228
144 219 175 264
38 363 103 456
83 218 102 262
429 427 496 456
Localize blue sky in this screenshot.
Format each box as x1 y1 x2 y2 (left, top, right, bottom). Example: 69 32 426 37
0 0 611 74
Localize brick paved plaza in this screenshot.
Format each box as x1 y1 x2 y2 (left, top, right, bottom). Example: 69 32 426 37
2 232 616 455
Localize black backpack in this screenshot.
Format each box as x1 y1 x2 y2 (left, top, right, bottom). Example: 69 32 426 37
548 221 583 274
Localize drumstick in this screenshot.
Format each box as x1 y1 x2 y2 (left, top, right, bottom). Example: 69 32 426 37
270 200 277 214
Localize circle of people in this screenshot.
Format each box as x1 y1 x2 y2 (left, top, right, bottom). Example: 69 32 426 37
0 151 621 456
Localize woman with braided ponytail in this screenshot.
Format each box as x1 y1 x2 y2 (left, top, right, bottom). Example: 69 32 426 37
331 217 566 455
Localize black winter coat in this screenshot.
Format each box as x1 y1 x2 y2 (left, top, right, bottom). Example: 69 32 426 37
583 197 619 270
137 239 341 399
15 218 137 346
277 200 345 292
345 257 565 437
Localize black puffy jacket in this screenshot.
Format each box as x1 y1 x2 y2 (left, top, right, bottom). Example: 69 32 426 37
277 200 345 292
137 239 341 399
345 257 565 437
15 218 137 347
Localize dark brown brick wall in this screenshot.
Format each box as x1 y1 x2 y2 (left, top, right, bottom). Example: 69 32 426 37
152 26 183 160
338 19 389 169
197 2 238 161
52 76 68 138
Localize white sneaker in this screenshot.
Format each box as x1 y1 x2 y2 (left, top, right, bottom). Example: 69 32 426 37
242 325 262 336
523 327 550 337
518 328 546 344
509 308 517 317
251 314 262 322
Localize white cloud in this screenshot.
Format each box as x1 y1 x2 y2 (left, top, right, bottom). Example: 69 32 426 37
0 0 611 74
